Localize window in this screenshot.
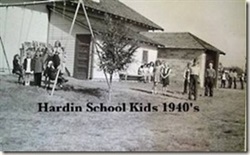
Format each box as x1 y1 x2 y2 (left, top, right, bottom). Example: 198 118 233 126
142 50 148 64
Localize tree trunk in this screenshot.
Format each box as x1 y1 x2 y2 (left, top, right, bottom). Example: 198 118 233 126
108 73 113 103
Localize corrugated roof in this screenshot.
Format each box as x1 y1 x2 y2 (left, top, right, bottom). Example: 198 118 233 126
70 0 164 31
141 32 225 55
49 6 162 46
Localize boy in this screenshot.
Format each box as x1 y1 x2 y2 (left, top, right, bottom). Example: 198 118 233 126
189 59 199 100
204 63 216 97
183 62 191 94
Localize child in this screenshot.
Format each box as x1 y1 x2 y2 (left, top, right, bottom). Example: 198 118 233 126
161 62 171 95
149 61 154 83
12 54 24 84
232 69 237 89
183 62 191 94
220 70 227 88
33 51 44 87
152 60 162 94
227 69 233 88
143 64 149 83
240 73 245 90
204 63 216 97
189 59 199 100
23 52 33 86
44 61 57 89
138 65 144 82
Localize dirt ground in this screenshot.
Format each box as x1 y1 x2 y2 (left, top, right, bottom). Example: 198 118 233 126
0 74 246 152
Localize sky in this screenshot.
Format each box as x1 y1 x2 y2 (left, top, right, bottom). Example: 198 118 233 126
120 0 246 69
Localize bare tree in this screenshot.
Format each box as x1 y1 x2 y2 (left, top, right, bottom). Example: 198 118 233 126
95 15 139 101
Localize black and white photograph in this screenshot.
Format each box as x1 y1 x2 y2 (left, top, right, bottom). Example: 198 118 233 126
0 0 247 152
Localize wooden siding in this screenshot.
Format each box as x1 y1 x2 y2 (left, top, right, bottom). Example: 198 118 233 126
158 48 206 87
48 12 90 76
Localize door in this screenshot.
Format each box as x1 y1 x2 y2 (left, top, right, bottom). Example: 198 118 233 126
73 34 91 80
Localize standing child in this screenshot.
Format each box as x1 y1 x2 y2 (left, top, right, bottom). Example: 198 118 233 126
23 52 33 86
240 73 245 90
12 54 24 84
143 64 149 83
149 62 154 83
152 60 162 94
183 62 191 94
33 51 44 87
161 62 171 95
220 70 227 88
138 65 144 82
204 63 216 97
228 69 233 88
189 59 199 100
232 69 238 89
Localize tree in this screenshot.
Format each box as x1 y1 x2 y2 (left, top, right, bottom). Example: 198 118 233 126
95 15 139 101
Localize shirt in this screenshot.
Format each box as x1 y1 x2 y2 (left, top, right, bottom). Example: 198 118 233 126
222 73 227 80
183 67 191 79
206 68 216 78
190 65 199 75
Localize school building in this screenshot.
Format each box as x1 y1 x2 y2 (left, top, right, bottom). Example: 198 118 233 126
0 0 225 87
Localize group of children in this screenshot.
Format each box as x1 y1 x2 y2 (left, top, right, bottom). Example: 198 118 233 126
220 69 245 90
12 41 68 89
139 58 245 101
138 60 172 95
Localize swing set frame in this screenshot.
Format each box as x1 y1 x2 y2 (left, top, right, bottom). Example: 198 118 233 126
0 0 110 96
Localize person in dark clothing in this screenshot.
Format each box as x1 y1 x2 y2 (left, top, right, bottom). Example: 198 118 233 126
232 69 237 89
12 54 24 83
228 69 233 88
240 73 245 90
33 52 43 87
183 62 191 94
204 63 216 97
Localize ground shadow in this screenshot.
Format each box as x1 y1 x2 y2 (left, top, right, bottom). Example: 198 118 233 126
61 85 104 98
130 88 187 100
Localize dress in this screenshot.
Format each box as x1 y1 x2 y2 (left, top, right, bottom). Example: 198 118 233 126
161 67 171 87
153 66 162 83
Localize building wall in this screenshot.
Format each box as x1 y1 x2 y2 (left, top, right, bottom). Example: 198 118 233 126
158 48 206 87
48 11 90 76
0 4 48 73
92 43 158 80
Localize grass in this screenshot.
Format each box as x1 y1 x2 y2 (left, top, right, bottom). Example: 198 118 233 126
0 74 246 151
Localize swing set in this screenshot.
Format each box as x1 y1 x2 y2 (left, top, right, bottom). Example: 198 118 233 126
0 0 110 96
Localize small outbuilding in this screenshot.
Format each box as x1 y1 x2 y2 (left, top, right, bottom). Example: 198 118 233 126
141 32 226 87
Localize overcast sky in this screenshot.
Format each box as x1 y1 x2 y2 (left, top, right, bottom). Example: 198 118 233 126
120 0 246 69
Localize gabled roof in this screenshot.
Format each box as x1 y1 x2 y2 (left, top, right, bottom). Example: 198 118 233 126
141 32 225 55
70 0 164 31
48 6 163 46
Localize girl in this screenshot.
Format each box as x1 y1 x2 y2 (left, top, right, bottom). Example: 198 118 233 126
23 52 33 86
161 62 171 95
143 63 149 83
152 60 162 94
149 61 154 83
12 54 24 84
220 70 227 88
